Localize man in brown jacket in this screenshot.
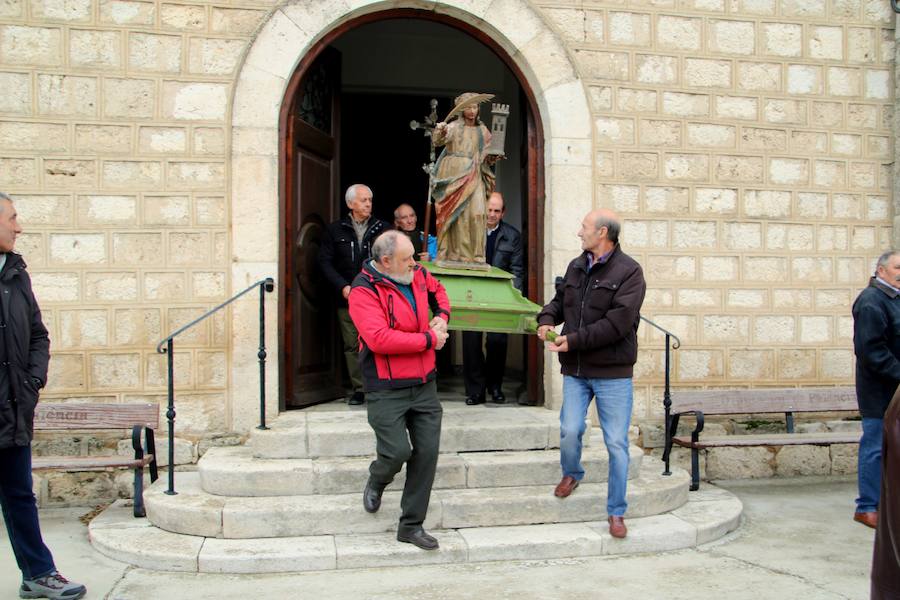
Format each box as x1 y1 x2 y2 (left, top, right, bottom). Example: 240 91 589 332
537 208 645 539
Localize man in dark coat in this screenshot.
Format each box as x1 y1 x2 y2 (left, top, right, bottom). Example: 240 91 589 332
462 192 525 405
871 385 900 600
537 208 645 540
0 193 86 599
318 184 390 405
393 203 429 261
852 249 900 529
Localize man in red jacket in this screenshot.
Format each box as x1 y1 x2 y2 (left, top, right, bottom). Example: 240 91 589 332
348 230 450 550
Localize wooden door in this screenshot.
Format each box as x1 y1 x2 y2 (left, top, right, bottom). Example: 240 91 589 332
283 48 344 407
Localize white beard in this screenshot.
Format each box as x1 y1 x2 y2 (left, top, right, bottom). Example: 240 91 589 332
392 270 414 285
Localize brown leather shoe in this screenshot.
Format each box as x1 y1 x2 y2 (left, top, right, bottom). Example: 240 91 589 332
554 476 579 498
854 511 878 529
608 515 627 539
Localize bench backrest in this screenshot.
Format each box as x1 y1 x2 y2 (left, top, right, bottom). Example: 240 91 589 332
34 403 159 430
670 387 857 416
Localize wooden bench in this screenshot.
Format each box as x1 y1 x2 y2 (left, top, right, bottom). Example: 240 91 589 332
662 387 859 491
32 403 159 517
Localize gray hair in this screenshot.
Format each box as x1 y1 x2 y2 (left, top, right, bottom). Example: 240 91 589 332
393 203 414 220
594 213 621 244
876 249 900 269
371 230 404 263
0 192 11 213
345 184 372 208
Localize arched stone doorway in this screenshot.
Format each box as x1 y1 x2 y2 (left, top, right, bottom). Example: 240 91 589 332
229 0 592 430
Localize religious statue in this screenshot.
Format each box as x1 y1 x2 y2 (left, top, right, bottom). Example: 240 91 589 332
430 92 500 267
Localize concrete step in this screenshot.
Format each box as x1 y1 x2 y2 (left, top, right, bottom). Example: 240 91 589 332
90 485 741 573
250 405 577 459
198 445 645 496
145 463 689 538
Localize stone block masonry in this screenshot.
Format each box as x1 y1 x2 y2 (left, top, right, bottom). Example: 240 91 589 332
539 0 895 423
0 0 891 497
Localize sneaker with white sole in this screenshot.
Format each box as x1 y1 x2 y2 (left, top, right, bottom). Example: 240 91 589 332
20 571 86 600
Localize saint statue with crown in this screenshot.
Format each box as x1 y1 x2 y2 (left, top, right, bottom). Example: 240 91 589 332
430 92 500 268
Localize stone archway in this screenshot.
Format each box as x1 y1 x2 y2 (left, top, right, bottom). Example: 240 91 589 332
228 0 592 432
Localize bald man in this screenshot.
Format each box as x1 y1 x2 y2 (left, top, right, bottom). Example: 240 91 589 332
537 209 646 539
393 203 429 261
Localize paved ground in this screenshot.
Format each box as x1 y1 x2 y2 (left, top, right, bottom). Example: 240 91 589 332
1 477 873 600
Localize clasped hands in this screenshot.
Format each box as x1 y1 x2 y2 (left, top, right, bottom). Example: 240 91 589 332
429 317 449 350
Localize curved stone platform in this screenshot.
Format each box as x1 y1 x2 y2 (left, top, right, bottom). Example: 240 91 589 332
89 485 741 574
145 465 688 538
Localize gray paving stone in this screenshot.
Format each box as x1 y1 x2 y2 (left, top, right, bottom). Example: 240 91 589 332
199 536 336 573
459 523 604 562
88 499 152 530
670 493 742 544
589 513 697 555
89 520 202 572
221 491 441 537
200 446 314 496
313 454 467 495
461 446 642 487
145 474 224 537
334 531 467 569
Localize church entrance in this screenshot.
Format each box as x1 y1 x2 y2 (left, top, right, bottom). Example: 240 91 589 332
279 11 546 408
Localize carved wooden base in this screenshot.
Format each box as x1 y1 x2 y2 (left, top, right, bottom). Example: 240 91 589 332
434 259 492 271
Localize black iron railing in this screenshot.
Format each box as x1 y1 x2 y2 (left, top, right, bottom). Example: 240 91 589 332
156 277 275 495
639 316 681 476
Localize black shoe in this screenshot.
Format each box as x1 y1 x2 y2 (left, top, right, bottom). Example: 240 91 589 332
348 392 365 406
363 478 384 513
397 527 439 550
465 394 486 405
490 388 506 404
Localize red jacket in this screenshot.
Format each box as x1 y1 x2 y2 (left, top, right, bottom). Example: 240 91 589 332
349 261 451 391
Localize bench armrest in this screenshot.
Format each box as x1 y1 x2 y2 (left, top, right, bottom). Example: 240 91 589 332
131 425 158 518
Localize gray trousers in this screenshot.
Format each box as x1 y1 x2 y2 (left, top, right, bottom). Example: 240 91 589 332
367 380 442 534
337 307 363 393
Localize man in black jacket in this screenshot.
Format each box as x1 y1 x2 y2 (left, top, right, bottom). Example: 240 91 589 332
462 192 524 405
537 208 645 540
0 194 86 599
851 249 900 529
318 184 390 405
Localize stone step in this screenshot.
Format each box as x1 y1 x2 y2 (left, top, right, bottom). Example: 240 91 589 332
250 405 577 459
198 445 645 496
90 486 741 573
145 464 689 538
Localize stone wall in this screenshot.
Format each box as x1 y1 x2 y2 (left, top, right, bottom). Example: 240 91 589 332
0 1 893 503
534 0 894 421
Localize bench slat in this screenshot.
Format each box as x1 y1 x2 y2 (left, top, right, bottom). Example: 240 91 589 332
32 455 155 471
669 387 856 415
673 432 859 448
34 403 159 430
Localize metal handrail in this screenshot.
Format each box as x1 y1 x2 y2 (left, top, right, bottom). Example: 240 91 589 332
156 277 275 495
640 316 681 477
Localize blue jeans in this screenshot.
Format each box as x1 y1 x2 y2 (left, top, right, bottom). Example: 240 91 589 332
0 444 56 580
857 417 883 513
560 375 633 516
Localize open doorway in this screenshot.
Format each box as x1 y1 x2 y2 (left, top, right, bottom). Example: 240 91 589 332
280 13 544 409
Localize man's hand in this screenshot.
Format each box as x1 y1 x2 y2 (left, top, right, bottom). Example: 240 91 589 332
547 335 569 353
342 285 351 299
432 328 449 350
537 324 554 341
418 252 431 262
429 317 447 334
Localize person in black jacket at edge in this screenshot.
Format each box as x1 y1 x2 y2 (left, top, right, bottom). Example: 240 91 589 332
462 192 525 405
318 184 390 405
0 193 86 600
851 249 900 530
